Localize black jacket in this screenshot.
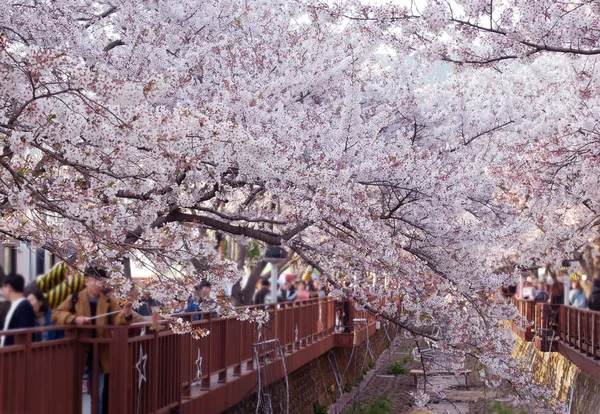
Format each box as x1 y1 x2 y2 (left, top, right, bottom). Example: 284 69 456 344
588 287 600 311
254 287 271 305
2 299 36 346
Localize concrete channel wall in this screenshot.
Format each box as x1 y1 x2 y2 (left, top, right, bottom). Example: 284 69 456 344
513 337 600 413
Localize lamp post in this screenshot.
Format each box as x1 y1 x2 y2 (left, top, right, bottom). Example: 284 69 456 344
264 246 288 304
561 260 571 306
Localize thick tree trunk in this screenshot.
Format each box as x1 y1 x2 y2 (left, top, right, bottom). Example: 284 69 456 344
232 261 266 305
232 252 297 305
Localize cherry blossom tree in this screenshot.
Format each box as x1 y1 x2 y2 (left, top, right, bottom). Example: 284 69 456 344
2 0 599 410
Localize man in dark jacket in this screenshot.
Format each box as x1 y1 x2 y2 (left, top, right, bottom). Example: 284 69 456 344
254 279 271 305
588 278 600 311
1 273 36 346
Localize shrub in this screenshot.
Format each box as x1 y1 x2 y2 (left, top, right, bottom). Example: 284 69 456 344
343 396 393 414
386 362 409 376
490 401 527 414
313 402 328 414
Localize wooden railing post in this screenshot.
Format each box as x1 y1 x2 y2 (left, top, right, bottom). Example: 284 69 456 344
577 310 581 351
234 315 242 376
23 331 31 413
202 313 212 390
558 306 563 340
219 318 228 383
152 329 159 414
272 302 278 344
592 313 597 359
73 327 83 414
109 327 129 414
567 306 571 343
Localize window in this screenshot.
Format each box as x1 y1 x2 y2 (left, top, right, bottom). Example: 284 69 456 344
36 248 45 277
3 245 17 275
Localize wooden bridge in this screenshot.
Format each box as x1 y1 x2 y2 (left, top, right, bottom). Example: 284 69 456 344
0 297 377 414
510 296 600 379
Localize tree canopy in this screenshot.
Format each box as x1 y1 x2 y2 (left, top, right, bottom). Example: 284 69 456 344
2 1 600 410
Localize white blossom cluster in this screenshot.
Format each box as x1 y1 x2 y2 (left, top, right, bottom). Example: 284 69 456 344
169 317 210 339
236 308 271 325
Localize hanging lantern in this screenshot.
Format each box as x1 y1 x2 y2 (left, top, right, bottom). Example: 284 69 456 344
264 245 287 261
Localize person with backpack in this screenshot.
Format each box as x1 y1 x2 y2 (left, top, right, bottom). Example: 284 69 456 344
52 266 136 414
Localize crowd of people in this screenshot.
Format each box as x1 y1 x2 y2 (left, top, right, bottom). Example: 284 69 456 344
0 267 137 414
0 264 338 413
252 272 328 305
507 271 600 311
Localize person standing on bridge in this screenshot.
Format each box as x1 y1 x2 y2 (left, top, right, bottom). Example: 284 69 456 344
52 266 136 414
24 285 64 341
568 276 587 308
1 273 36 347
588 278 600 311
253 279 271 305
185 280 218 320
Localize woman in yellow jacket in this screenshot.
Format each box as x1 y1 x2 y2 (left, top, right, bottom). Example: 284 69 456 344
52 267 135 414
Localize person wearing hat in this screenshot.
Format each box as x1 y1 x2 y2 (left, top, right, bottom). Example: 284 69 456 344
185 280 217 320
277 274 296 302
52 266 136 414
569 273 587 308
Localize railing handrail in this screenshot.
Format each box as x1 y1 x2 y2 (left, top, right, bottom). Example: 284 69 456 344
511 296 600 317
510 295 600 362
0 296 378 414
559 303 600 315
0 296 338 336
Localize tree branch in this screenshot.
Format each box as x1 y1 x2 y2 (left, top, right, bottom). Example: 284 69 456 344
104 39 125 52
451 17 600 56
168 211 283 245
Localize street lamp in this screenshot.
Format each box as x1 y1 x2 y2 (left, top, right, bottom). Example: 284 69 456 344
264 246 288 304
560 260 571 306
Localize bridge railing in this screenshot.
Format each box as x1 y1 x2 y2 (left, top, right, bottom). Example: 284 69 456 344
0 297 338 414
510 296 536 324
557 305 600 359
510 296 536 340
510 296 600 358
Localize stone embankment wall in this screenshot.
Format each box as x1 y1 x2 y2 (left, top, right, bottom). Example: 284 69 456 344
224 328 390 414
512 338 600 413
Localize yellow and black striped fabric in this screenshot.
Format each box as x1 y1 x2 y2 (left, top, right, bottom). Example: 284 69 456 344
35 262 69 293
46 274 85 309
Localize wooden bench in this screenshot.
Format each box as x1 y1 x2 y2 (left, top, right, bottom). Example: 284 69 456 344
410 369 472 389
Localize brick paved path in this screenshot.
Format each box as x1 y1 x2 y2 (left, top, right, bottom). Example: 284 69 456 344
328 334 416 414
329 335 507 414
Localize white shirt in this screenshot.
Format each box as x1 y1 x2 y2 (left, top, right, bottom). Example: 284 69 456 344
278 274 287 288
1 297 26 347
522 286 536 300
